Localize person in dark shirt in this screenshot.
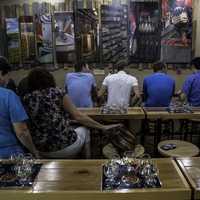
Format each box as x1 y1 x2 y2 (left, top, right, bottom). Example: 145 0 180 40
18 76 29 98
143 62 175 107
0 56 17 93
179 57 200 106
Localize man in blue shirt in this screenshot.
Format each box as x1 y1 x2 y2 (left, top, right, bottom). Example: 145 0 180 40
0 87 38 158
0 85 38 158
143 62 175 107
65 63 97 107
180 57 200 106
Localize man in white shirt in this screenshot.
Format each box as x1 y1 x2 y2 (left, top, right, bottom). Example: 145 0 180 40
99 63 141 106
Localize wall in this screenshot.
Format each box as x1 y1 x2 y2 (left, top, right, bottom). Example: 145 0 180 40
193 0 200 57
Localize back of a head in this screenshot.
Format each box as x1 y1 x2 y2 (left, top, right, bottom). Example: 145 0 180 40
27 67 56 92
153 61 166 73
74 63 83 72
0 56 11 76
117 62 126 72
191 57 200 70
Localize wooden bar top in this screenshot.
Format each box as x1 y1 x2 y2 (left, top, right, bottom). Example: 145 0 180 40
78 107 145 120
143 107 200 120
0 159 191 200
176 157 200 200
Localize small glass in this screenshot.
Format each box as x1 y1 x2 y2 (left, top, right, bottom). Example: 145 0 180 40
104 160 120 188
14 164 32 186
11 153 34 186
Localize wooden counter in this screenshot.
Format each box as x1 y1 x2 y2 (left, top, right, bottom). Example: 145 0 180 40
177 157 200 200
143 107 200 120
78 107 145 120
0 159 191 200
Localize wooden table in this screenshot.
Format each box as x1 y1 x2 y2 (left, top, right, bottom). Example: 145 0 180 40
176 157 200 200
0 159 191 200
78 107 145 120
143 107 200 120
158 140 199 157
142 107 200 152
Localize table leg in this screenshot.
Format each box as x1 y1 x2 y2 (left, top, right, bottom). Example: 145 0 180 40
155 119 162 155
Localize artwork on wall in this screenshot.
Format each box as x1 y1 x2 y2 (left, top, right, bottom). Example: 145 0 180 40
161 0 192 63
5 18 21 64
19 16 36 63
54 11 75 63
35 14 53 63
129 1 160 63
101 5 128 64
75 8 98 63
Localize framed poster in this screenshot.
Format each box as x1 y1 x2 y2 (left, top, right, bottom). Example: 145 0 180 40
75 8 98 63
35 14 53 63
54 11 75 63
161 0 192 63
129 1 160 63
5 18 20 64
19 16 36 63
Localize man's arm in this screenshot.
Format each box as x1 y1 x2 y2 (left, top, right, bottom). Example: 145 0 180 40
131 85 142 106
98 85 108 106
178 76 193 103
13 122 39 158
143 79 148 102
91 85 98 106
98 85 107 99
176 89 187 103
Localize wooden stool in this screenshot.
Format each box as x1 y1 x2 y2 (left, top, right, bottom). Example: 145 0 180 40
103 144 145 159
158 140 199 157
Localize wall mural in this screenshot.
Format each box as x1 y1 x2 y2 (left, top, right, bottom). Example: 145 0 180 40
129 1 160 63
161 0 192 63
19 16 36 63
5 18 21 64
35 14 53 63
54 11 75 63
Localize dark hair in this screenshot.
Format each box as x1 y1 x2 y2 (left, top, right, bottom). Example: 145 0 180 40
74 63 83 72
191 57 200 70
153 61 166 72
0 56 11 76
27 68 56 92
117 61 126 71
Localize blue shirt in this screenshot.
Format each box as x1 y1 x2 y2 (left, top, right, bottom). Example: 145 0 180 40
143 73 175 107
65 72 96 108
182 71 200 106
0 87 28 158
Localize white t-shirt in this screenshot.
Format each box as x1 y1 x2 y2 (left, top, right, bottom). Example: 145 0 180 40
102 71 138 106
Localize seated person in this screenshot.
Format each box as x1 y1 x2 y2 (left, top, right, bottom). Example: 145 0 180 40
99 62 140 107
65 63 97 108
143 62 175 107
0 86 38 158
18 76 29 99
23 68 121 159
0 56 17 93
179 57 200 106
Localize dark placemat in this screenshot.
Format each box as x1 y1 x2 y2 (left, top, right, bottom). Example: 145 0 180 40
0 163 42 188
102 164 161 191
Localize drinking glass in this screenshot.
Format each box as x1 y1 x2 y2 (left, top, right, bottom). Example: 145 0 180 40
104 160 120 188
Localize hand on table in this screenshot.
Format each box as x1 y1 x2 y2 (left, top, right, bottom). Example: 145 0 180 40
102 123 123 132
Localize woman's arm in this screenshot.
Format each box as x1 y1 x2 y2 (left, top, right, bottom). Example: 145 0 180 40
13 122 39 158
63 95 121 131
